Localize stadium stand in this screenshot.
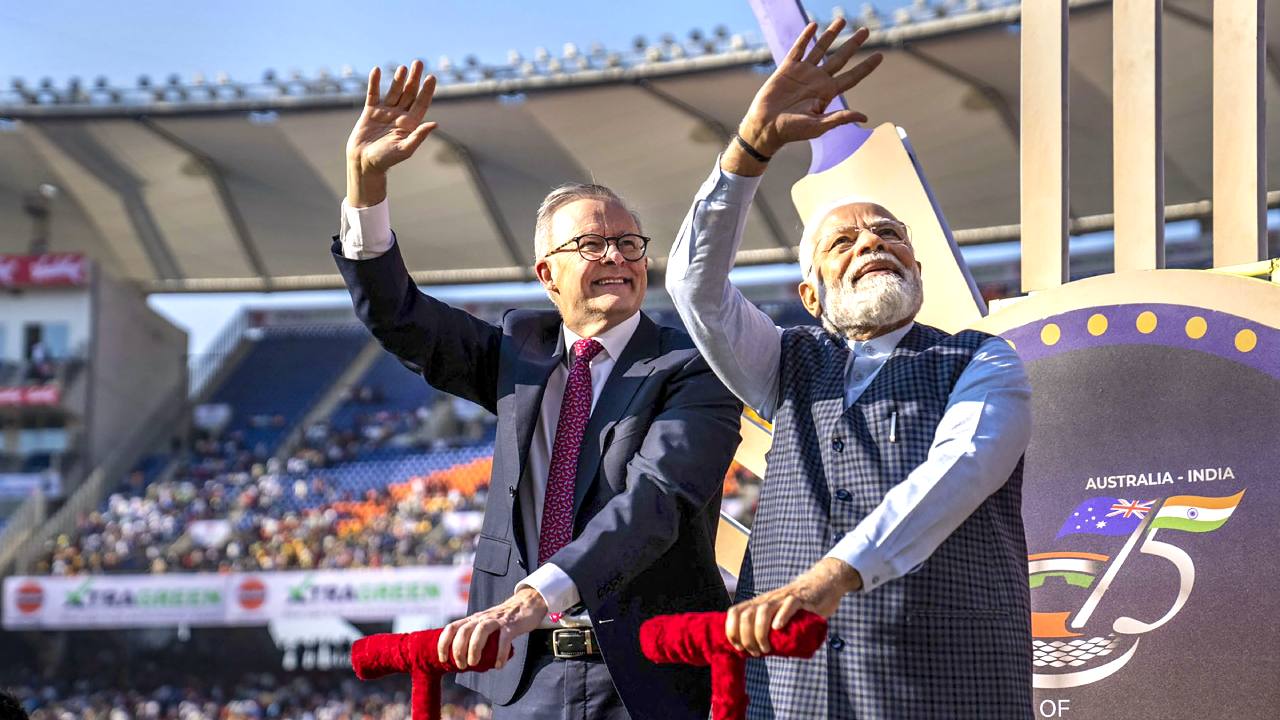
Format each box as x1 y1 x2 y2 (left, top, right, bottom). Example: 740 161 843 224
208 325 371 454
26 304 791 578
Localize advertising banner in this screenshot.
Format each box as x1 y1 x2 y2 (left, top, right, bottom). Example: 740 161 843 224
3 566 471 630
2 574 226 630
224 567 470 624
0 254 88 288
0 386 62 407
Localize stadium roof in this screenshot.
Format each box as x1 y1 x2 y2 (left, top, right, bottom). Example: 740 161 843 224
1 0 1277 293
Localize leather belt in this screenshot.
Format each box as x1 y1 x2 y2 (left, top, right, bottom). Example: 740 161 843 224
531 628 601 659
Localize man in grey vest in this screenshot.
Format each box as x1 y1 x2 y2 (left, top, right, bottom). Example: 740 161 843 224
666 20 1033 719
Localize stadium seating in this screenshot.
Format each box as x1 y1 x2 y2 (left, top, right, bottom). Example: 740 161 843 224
208 325 369 453
30 303 796 578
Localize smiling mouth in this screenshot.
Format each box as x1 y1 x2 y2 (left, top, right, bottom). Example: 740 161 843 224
851 261 903 285
592 278 632 288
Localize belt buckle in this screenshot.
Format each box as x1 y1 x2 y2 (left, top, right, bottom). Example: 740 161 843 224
551 628 593 659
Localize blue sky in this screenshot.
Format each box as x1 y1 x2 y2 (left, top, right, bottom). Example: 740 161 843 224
1 1 906 87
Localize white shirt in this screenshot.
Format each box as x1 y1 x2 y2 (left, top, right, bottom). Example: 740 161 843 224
665 162 1032 593
340 198 635 621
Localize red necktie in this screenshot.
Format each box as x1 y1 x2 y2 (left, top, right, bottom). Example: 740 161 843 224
538 337 604 567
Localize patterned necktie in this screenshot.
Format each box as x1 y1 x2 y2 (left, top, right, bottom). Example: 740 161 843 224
538 337 604 566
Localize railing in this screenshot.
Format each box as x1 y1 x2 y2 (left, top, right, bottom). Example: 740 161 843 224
9 382 186 574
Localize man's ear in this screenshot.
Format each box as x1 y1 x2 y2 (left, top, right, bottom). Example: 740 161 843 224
535 258 557 294
798 278 821 319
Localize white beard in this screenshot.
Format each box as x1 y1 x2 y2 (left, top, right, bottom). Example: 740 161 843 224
818 252 923 340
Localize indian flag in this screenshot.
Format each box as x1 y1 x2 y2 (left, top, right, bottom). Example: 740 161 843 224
1148 491 1245 533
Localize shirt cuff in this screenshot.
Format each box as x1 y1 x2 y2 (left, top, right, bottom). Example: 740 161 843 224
515 563 581 615
705 156 765 206
338 197 395 260
825 534 895 594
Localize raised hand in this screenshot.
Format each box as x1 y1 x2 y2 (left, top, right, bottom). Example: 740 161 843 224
728 19 882 174
345 60 438 206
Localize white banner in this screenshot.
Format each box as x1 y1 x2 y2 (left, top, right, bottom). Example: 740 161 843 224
224 567 471 624
3 566 471 630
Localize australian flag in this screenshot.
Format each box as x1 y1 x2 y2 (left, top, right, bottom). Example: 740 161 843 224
1056 497 1155 538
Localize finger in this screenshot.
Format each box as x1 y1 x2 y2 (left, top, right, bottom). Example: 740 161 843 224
753 602 775 655
384 65 408 108
833 52 884 94
452 622 474 669
815 109 869 134
409 74 438 119
725 607 742 651
786 22 819 62
773 596 800 630
398 121 438 156
803 18 846 65
468 621 496 667
496 628 512 670
437 621 459 664
364 66 382 108
823 26 870 75
742 604 768 655
398 60 423 110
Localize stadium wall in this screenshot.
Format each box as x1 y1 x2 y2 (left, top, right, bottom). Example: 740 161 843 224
85 269 187 470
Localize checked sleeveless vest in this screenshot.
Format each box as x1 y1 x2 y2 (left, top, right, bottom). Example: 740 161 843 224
738 323 1033 720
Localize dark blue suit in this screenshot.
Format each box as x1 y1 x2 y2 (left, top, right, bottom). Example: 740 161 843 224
333 239 742 720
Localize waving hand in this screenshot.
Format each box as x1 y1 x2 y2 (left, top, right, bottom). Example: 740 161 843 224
345 60 438 206
729 20 882 174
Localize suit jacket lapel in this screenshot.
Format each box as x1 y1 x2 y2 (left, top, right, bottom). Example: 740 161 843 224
514 318 563 490
572 313 659 517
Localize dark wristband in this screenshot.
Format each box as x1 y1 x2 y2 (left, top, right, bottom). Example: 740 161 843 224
734 132 772 163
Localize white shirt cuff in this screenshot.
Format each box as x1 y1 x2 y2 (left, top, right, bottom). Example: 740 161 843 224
707 158 765 205
338 197 395 260
826 537 894 594
515 563 581 615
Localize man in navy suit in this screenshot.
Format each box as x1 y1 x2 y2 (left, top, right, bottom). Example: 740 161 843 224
333 61 742 720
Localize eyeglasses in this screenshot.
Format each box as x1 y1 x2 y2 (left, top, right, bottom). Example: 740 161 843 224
546 233 651 262
825 221 911 250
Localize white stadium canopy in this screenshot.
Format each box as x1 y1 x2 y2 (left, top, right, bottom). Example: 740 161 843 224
0 0 1276 292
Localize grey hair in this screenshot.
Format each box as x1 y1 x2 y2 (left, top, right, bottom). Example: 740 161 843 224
533 183 642 259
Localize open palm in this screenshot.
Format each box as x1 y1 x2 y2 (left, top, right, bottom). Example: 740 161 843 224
741 20 883 155
346 60 438 175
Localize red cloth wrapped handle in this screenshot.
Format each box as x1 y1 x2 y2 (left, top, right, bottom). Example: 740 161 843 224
640 610 827 720
351 628 507 720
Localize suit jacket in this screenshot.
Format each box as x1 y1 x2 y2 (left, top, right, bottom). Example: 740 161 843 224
333 239 743 720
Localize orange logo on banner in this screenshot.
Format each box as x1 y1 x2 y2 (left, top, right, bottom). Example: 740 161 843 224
458 569 472 605
16 582 43 614
237 578 267 610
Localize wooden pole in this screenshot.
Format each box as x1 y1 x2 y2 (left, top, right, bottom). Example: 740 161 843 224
1212 0 1266 266
1020 0 1070 291
1113 0 1164 271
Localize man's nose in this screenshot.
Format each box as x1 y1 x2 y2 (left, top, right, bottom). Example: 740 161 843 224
854 229 885 256
600 241 626 265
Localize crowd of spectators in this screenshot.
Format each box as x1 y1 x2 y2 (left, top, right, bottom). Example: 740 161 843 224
5 674 488 720
27 298 794 580
35 390 496 576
